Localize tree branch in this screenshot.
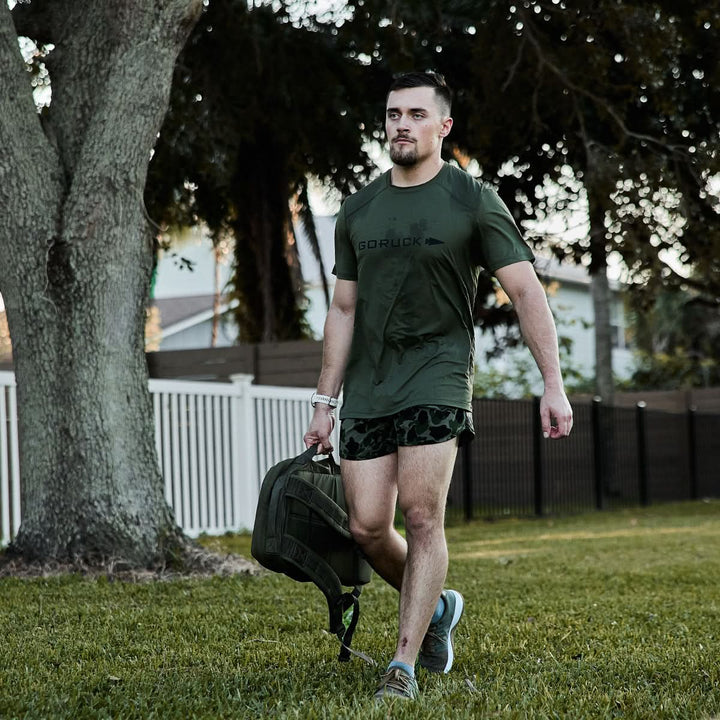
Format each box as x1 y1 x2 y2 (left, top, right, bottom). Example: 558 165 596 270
0 2 64 284
501 35 526 93
0 4 50 164
45 0 202 234
0 19 64 337
517 7 689 158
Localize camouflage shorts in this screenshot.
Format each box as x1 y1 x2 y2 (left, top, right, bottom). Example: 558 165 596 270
339 405 475 461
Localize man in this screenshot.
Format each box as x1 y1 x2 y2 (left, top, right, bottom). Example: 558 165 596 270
304 71 573 701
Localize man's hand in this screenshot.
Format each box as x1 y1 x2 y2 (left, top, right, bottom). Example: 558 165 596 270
540 387 573 439
303 406 336 454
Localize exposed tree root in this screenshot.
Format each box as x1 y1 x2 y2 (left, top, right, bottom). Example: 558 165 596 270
0 543 261 581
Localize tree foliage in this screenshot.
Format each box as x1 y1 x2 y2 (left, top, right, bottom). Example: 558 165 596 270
147 0 719 387
339 1 719 284
335 0 720 394
623 286 720 390
147 0 378 342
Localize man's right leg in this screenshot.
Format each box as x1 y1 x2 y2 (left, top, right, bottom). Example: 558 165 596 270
342 454 423 700
340 453 406 590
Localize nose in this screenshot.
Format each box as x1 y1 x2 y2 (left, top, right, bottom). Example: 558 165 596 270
396 128 410 137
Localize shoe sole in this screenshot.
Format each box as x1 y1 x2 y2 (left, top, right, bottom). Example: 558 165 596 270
442 591 464 673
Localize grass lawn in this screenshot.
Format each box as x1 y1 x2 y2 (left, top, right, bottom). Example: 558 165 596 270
1 500 719 719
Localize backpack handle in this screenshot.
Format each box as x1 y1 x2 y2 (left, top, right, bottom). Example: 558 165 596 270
292 443 340 474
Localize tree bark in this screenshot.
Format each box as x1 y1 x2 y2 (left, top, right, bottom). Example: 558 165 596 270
230 139 307 343
586 184 618 499
590 270 614 400
587 188 615 404
0 0 202 565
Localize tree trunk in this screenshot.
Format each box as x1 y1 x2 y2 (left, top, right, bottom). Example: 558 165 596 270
587 188 615 404
586 184 618 500
0 0 202 565
590 269 614 401
212 243 222 348
230 140 307 343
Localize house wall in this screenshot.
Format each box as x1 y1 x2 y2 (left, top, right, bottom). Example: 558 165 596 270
546 281 634 378
152 227 234 300
474 275 633 397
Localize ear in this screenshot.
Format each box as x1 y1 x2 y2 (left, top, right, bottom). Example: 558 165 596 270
439 116 453 138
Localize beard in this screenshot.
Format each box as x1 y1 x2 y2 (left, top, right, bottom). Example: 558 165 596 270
389 141 418 166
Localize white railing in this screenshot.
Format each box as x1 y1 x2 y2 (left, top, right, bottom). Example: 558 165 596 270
0 372 338 546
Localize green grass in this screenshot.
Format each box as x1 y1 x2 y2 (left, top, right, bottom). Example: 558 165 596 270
1 501 719 719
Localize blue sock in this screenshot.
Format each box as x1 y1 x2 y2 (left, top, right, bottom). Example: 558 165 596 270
388 660 415 678
431 595 445 624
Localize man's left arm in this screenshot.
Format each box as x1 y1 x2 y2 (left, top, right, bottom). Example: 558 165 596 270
494 260 573 438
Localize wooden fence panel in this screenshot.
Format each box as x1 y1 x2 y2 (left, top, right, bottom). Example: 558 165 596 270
254 340 324 387
146 345 254 381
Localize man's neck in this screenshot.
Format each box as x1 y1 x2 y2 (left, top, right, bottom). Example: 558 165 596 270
390 157 444 187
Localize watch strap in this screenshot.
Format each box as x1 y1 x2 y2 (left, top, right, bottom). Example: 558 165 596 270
311 392 339 408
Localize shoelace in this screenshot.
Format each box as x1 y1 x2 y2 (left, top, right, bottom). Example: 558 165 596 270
379 668 415 695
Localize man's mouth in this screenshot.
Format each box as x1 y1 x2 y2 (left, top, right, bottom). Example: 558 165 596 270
394 137 414 144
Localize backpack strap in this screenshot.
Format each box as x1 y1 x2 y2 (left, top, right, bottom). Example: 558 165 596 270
275 446 375 665
337 586 368 663
279 535 346 635
264 446 335 552
283 475 352 540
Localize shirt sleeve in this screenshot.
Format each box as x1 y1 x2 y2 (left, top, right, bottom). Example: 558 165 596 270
473 186 535 272
332 203 358 281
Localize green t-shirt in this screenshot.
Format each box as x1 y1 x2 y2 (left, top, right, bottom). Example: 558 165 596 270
334 162 534 419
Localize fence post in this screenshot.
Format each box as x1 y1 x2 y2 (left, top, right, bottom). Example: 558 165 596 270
230 373 258 531
687 406 698 500
592 396 604 510
532 396 544 517
636 401 649 506
462 440 473 521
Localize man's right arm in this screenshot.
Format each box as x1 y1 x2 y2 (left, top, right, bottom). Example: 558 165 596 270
303 278 357 454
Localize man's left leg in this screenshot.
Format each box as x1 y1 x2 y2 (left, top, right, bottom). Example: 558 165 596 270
389 438 458 670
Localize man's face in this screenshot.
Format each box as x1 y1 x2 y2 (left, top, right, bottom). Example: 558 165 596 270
385 86 452 167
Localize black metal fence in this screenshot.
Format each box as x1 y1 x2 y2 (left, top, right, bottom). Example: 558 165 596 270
446 397 720 522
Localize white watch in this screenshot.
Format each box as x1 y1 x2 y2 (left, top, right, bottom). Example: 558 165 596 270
311 392 339 408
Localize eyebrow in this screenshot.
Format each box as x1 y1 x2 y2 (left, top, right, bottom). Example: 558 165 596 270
386 107 429 114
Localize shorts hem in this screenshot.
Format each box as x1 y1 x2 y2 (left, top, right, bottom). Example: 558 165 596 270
339 405 475 462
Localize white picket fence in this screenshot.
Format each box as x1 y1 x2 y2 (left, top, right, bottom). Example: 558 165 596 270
0 373 21 549
0 371 339 546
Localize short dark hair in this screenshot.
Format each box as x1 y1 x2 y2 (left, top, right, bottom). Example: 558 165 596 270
387 71 453 116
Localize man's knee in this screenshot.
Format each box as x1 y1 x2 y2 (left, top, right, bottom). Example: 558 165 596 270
400 502 444 538
348 515 393 549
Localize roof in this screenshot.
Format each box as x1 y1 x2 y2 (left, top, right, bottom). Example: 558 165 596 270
150 294 237 337
534 255 624 291
152 294 218 329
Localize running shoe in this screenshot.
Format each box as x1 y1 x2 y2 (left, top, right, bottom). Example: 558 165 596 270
373 666 419 701
418 589 464 673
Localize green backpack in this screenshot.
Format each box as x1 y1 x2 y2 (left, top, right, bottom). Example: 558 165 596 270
251 444 372 662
